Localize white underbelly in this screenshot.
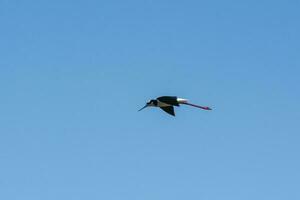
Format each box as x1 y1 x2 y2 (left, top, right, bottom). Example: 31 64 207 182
157 101 171 107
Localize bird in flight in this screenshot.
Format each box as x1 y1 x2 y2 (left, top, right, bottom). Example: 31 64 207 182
139 96 212 116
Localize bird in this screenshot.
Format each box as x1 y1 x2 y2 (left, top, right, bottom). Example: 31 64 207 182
138 96 212 116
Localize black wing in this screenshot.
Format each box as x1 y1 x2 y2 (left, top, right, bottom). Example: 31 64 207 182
157 96 179 106
160 106 175 116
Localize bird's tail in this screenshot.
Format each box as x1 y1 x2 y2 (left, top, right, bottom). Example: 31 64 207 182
182 102 212 110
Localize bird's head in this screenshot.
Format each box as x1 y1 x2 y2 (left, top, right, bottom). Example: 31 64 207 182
138 99 157 111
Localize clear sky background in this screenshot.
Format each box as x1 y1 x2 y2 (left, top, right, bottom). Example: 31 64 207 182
1 0 300 199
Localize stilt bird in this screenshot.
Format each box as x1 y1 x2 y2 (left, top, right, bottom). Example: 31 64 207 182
138 96 212 116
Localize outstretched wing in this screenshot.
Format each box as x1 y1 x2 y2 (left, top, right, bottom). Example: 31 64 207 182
157 96 179 106
160 106 175 116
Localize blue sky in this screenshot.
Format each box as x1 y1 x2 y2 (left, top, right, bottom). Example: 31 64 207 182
1 0 300 199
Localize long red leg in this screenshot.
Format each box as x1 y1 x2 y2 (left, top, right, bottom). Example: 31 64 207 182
182 102 212 110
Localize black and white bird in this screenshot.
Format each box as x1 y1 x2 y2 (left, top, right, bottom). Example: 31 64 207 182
139 96 212 116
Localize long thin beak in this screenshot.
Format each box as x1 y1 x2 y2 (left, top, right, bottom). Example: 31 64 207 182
138 105 148 111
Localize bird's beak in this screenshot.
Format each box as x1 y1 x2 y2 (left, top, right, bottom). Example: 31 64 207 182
138 104 148 111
